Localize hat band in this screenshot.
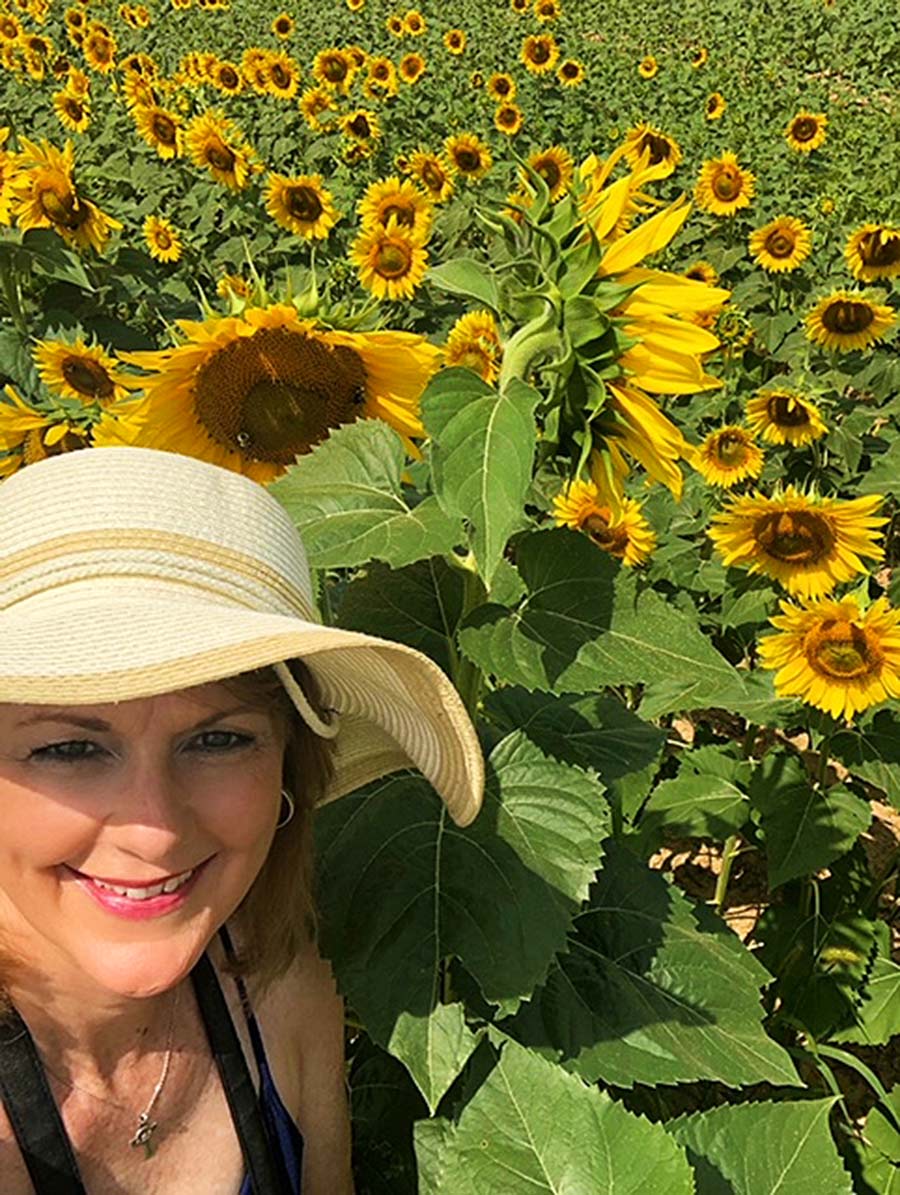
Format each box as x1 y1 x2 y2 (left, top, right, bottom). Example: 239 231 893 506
0 528 317 621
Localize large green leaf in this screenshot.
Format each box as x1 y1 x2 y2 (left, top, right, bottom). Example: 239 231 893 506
314 732 609 1044
423 375 539 587
832 953 900 1046
267 420 461 569
388 1004 481 1116
337 558 465 678
635 772 751 851
483 687 665 784
750 754 872 888
426 258 501 311
504 841 798 1089
843 1086 900 1195
420 1039 694 1195
459 528 748 708
832 709 900 807
666 1098 852 1194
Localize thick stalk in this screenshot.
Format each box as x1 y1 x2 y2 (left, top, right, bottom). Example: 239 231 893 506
714 834 741 912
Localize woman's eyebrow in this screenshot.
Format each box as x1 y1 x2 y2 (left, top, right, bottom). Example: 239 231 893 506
15 705 261 732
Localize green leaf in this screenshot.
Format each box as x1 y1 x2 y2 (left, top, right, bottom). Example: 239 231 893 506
423 377 539 587
429 1039 694 1195
337 558 465 677
388 1004 481 1116
856 438 900 497
636 773 751 851
0 327 39 392
832 709 900 806
666 1098 852 1195
483 687 665 785
831 954 900 1046
504 841 798 1089
427 258 500 311
459 529 747 709
750 754 872 888
314 732 609 1044
267 420 461 569
843 1086 900 1195
0 229 95 292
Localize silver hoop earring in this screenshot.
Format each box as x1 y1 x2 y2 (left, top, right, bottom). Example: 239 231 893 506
276 788 295 829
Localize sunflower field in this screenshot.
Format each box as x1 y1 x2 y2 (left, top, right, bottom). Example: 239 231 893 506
2 0 900 1188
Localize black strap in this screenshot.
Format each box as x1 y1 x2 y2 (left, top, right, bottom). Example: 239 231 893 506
190 951 293 1195
0 1011 88 1194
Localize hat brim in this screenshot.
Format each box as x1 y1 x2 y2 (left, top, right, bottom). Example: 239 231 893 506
0 584 484 827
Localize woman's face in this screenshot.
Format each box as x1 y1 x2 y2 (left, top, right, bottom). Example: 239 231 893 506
0 681 286 1000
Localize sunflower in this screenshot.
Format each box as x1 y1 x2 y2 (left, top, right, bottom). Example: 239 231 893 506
386 14 404 36
142 213 182 262
133 104 182 159
749 215 812 272
690 46 709 67
33 336 133 403
271 12 293 38
299 87 335 132
443 309 502 383
521 33 559 74
111 304 441 480
552 479 656 566
0 132 19 224
495 104 524 136
591 382 693 501
805 290 895 353
346 0 364 9
82 26 116 73
785 111 827 153
486 71 516 102
364 55 399 98
557 58 585 87
0 386 90 475
263 172 339 240
11 136 120 253
359 175 432 239
403 9 426 35
263 50 300 101
684 260 718 286
535 0 560 19
53 89 90 134
525 145 573 202
694 151 755 216
690 426 763 488
637 55 658 79
510 0 529 12
66 66 90 97
745 389 827 446
240 47 269 94
398 52 425 83
312 47 355 93
444 132 491 181
210 59 243 96
341 108 381 145
216 273 250 300
0 11 23 40
622 122 682 177
705 92 726 120
758 595 900 722
844 224 900 283
406 149 454 203
709 486 885 598
350 218 429 302
443 28 466 54
184 110 255 190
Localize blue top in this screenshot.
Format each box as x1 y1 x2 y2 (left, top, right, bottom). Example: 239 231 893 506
218 927 305 1195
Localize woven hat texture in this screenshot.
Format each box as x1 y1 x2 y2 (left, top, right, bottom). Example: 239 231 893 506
0 445 483 827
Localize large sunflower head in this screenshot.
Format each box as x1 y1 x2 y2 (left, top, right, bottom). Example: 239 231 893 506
749 215 812 272
785 111 827 153
844 224 900 283
358 175 433 239
265 173 340 240
184 109 256 190
552 479 656 566
524 145 573 202
263 50 300 100
690 425 763 488
709 486 886 598
805 290 895 353
622 122 682 177
312 47 356 93
133 104 183 159
694 151 755 216
0 384 90 473
10 135 120 252
745 389 827 446
350 218 429 302
33 336 134 403
111 305 442 480
758 594 900 722
521 33 559 75
443 309 502 383
444 132 491 181
143 213 182 262
406 150 454 203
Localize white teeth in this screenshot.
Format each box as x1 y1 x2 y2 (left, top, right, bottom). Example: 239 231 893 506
91 869 194 900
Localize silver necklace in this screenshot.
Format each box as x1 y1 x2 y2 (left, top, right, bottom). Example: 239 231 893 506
41 984 181 1160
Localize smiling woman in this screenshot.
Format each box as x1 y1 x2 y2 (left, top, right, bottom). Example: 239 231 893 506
0 445 484 1194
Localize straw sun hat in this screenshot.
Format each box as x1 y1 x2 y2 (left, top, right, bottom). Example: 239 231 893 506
0 445 484 827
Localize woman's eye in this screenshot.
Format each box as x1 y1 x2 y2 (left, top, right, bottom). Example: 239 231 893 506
29 732 253 763
31 740 99 762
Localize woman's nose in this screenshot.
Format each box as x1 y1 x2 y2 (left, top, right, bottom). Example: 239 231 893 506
106 767 197 858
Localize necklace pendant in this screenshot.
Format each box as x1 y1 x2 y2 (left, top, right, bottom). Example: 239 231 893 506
130 1112 158 1159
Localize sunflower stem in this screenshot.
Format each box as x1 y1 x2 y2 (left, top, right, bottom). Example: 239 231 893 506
0 259 27 335
714 833 741 912
449 557 487 718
